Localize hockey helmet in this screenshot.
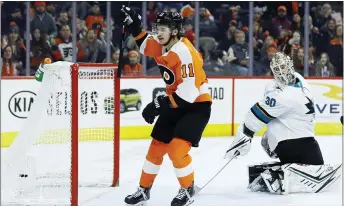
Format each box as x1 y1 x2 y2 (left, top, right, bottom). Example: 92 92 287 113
270 52 295 86
152 12 184 36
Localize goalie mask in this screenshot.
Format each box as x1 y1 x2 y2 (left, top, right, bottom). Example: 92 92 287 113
270 52 295 87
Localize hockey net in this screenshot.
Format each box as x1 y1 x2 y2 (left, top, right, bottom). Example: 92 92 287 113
1 62 120 205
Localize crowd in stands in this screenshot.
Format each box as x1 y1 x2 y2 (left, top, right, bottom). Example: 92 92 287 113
1 1 343 77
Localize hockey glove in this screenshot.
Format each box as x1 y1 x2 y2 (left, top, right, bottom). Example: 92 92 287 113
142 102 158 124
142 95 172 124
120 5 143 37
261 132 278 159
224 123 254 159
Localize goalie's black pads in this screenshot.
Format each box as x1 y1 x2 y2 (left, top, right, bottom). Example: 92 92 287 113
274 137 324 165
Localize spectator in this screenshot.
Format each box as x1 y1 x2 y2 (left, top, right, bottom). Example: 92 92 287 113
328 25 343 76
7 7 25 37
46 2 58 20
51 25 85 62
80 29 106 63
276 28 290 51
314 18 336 56
254 46 277 76
199 7 217 36
31 1 57 41
253 21 265 42
313 52 335 76
1 45 21 76
76 18 87 41
30 28 51 73
183 19 195 45
217 20 238 51
260 35 276 59
228 30 249 75
147 2 158 30
293 47 315 75
291 13 302 32
56 11 70 33
123 50 143 76
210 50 228 72
103 47 119 64
2 22 26 66
315 3 332 29
283 30 302 60
270 5 292 38
85 3 105 37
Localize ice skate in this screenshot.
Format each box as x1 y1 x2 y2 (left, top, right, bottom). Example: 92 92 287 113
124 186 151 206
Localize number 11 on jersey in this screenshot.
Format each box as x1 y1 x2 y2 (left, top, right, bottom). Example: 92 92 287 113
181 63 194 78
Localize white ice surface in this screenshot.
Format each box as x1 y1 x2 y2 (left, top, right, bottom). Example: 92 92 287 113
81 135 342 206
2 136 342 206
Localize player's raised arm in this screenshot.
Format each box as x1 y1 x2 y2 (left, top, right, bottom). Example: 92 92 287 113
121 6 162 57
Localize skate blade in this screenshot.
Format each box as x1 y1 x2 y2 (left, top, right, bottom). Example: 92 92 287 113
185 199 195 206
126 201 147 206
194 185 201 194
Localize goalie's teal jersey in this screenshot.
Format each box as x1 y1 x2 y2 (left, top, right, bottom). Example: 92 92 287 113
243 72 315 150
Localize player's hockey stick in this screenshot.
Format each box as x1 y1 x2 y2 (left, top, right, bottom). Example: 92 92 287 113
117 1 131 78
194 151 239 194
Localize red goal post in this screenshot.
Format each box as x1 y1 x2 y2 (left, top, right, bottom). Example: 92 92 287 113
2 62 120 206
71 63 120 205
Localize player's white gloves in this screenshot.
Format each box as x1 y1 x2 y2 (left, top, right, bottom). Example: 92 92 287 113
224 123 254 159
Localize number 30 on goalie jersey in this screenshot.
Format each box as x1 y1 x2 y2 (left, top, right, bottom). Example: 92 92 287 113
139 35 212 107
247 73 316 146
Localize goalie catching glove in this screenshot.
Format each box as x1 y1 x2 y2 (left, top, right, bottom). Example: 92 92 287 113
224 123 254 159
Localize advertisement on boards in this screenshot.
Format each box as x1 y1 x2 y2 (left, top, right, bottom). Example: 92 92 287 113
234 79 342 123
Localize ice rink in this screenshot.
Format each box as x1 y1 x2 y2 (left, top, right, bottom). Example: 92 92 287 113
79 135 342 206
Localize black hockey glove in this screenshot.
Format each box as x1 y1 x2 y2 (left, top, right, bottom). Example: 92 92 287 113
142 102 158 124
141 95 172 124
120 5 143 37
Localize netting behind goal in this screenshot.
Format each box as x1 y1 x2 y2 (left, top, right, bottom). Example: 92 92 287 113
2 62 120 205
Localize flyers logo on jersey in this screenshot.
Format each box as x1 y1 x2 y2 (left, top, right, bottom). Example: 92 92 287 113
158 64 175 85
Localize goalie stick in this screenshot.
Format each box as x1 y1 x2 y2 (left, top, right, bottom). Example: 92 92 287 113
194 151 239 194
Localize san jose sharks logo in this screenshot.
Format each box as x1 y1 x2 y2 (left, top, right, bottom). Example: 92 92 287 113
305 96 315 114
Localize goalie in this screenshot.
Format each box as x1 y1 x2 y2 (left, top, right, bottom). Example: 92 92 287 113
224 52 342 195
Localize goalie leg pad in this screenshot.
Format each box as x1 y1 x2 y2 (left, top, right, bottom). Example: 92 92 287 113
282 163 342 194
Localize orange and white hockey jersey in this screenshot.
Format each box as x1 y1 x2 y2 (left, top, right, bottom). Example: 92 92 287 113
137 33 212 108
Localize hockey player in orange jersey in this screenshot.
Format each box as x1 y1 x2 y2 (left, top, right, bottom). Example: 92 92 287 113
120 6 212 206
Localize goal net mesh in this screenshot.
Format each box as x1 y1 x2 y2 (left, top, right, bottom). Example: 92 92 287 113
2 62 118 205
